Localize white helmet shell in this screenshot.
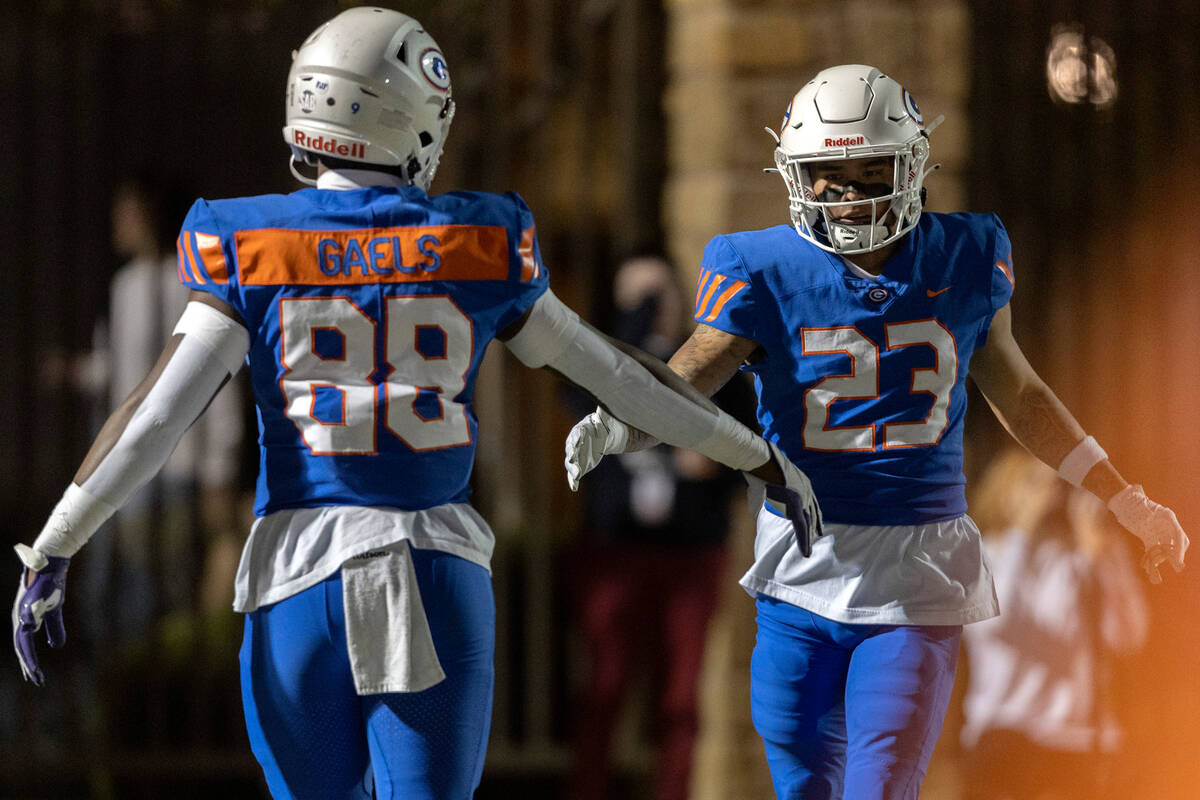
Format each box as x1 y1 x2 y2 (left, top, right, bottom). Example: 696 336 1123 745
283 7 455 189
773 64 935 255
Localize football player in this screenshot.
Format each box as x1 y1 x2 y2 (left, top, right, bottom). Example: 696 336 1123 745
564 64 1189 799
10 8 821 800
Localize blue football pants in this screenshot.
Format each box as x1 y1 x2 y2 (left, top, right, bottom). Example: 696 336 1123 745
239 546 495 800
750 594 961 800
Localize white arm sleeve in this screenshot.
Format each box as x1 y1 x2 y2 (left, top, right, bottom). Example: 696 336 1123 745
506 290 769 471
32 302 250 557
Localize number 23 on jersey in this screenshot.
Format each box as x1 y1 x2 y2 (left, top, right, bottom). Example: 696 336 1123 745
279 295 473 455
802 319 957 452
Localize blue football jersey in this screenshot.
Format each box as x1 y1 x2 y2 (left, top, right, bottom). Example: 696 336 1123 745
176 186 549 516
694 213 1014 525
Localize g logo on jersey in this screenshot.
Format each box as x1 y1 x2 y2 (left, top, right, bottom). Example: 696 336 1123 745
902 89 923 128
420 47 450 92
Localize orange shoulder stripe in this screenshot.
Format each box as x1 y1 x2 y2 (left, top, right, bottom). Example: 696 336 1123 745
180 232 205 284
693 269 711 315
176 235 189 283
195 232 229 284
694 273 726 320
994 254 1015 287
518 225 538 282
702 280 748 322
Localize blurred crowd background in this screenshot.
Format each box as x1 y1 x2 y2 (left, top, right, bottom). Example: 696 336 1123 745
1 0 1198 798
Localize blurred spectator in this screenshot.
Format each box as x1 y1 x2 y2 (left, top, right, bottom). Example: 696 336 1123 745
42 173 247 644
960 449 1149 800
567 255 755 800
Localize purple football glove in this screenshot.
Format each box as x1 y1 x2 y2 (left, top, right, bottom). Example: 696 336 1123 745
12 544 70 685
744 442 824 557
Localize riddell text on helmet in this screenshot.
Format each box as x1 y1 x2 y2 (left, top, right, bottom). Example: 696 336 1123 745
824 136 865 147
293 130 366 159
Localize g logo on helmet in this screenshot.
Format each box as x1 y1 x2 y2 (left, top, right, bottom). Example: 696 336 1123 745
420 47 451 92
902 88 923 128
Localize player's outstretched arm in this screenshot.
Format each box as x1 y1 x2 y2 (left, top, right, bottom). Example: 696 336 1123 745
970 303 1188 582
561 323 757 486
502 292 822 552
12 292 249 684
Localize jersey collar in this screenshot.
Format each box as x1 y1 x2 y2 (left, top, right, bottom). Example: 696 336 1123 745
317 168 411 191
839 257 881 281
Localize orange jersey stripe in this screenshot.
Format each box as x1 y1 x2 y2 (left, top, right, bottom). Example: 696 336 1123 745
702 280 747 322
195 232 229 283
176 235 188 283
235 225 510 286
181 232 206 284
693 269 711 315
694 273 726 320
518 225 538 282
995 255 1015 287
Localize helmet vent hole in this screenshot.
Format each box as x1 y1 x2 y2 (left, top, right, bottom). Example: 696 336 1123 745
360 88 379 98
397 43 408 63
418 131 433 147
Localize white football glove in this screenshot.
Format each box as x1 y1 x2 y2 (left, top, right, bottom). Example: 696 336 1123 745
743 441 824 557
564 408 632 492
1108 485 1189 584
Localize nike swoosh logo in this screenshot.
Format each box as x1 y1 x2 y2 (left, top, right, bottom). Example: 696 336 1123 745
926 286 951 297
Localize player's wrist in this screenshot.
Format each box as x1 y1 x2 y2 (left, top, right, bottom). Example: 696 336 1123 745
745 453 784 484
1057 435 1107 487
695 412 770 472
30 483 117 558
1081 460 1128 505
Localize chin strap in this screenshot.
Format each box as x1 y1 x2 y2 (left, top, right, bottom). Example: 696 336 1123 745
289 155 319 187
762 128 784 175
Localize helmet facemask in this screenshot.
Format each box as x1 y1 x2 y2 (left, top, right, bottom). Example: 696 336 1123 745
775 138 931 256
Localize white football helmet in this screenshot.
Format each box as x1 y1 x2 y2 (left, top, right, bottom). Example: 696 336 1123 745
771 64 939 255
283 7 455 189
